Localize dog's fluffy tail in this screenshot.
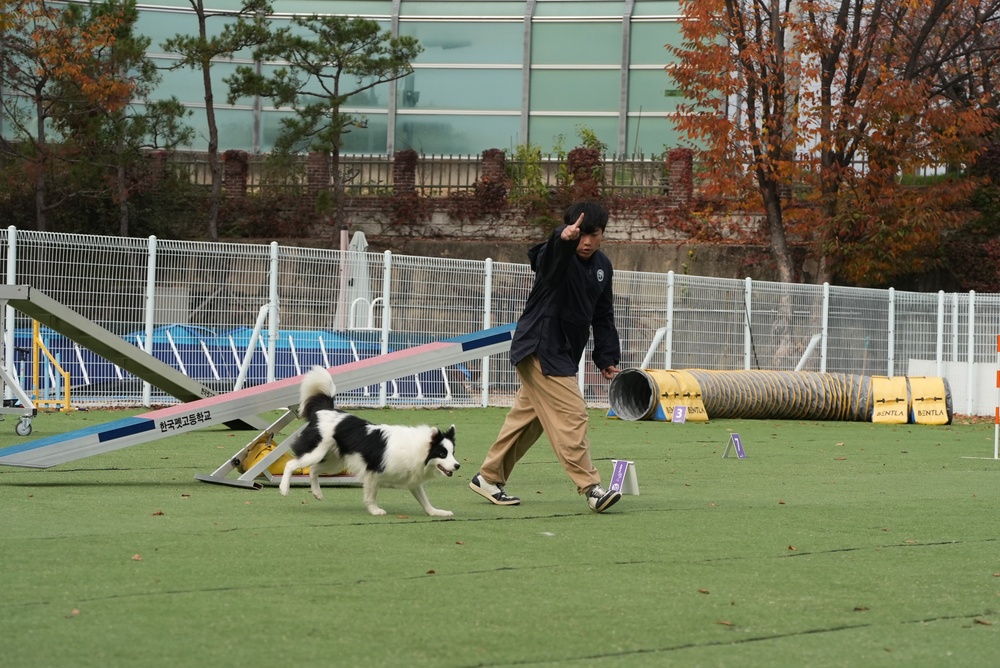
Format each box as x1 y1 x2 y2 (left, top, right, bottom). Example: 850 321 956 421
298 366 336 418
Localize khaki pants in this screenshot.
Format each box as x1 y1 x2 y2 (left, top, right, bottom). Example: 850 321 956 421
479 354 600 495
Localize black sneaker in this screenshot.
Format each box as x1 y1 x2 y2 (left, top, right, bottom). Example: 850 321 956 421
469 473 521 506
587 485 621 513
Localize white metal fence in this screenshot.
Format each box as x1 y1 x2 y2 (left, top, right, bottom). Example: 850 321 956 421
3 226 1000 415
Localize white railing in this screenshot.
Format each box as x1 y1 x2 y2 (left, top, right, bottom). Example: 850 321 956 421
3 226 999 415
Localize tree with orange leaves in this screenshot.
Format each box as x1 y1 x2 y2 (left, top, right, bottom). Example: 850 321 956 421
669 0 1000 287
0 0 134 231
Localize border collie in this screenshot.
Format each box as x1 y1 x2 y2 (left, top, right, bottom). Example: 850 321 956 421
278 366 460 517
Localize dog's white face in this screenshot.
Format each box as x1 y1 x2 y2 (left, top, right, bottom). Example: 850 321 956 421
427 424 460 477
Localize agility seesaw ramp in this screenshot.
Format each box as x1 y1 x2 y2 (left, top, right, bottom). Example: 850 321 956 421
0 323 515 478
0 284 263 430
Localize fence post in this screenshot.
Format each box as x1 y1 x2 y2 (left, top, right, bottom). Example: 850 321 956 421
267 242 279 384
967 290 976 416
936 290 945 378
379 251 393 407
887 287 895 377
665 271 675 370
744 277 753 370
951 293 959 362
142 236 157 407
821 282 830 373
481 258 493 408
4 226 17 400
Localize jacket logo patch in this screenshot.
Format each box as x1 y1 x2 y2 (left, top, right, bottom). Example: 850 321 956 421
596 269 605 282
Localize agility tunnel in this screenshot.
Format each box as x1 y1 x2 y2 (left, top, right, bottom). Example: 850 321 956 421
607 368 952 425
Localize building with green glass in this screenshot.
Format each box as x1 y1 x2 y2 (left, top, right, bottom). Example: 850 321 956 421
139 0 684 157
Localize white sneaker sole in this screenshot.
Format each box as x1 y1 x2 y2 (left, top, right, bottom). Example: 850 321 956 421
469 480 521 506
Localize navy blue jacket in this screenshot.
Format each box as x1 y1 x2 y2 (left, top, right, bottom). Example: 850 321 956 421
509 225 621 376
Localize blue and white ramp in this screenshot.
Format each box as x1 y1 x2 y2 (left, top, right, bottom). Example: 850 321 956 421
0 324 515 469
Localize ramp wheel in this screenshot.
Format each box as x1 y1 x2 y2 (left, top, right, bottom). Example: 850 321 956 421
15 418 32 437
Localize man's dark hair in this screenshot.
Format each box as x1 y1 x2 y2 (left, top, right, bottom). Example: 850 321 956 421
564 200 608 235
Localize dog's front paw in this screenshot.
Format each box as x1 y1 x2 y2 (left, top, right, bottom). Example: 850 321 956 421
427 508 453 517
368 507 387 516
311 490 324 501
279 483 290 497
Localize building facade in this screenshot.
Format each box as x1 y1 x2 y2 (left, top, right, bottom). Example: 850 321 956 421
140 0 684 156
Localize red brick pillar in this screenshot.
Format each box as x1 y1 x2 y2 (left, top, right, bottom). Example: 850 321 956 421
147 150 168 188
222 150 248 199
666 148 693 209
393 149 418 194
567 147 602 200
307 152 330 203
480 148 506 183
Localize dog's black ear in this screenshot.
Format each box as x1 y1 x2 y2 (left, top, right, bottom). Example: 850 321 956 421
445 424 456 439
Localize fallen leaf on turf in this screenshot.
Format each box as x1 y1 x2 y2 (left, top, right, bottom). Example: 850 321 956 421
715 620 733 626
904 539 917 544
992 573 1000 577
854 606 869 612
709 502 716 507
974 618 992 626
396 515 409 519
698 588 710 594
834 457 846 461
426 570 436 575
836 442 845 447
788 545 797 551
66 609 80 618
131 554 143 561
151 510 164 516
778 500 785 505
456 541 464 545
181 494 190 499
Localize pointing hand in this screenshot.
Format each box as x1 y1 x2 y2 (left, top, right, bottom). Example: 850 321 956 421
561 213 584 241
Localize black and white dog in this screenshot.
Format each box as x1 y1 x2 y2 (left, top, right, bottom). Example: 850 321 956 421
279 366 460 517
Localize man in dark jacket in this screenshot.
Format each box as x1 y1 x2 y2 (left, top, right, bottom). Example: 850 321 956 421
470 200 622 513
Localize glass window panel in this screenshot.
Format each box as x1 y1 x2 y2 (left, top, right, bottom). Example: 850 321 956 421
530 70 620 112
528 116 619 155
400 21 524 64
342 114 389 154
395 114 521 155
139 10 195 49
259 109 388 153
281 17 390 40
345 79 393 109
628 68 684 112
399 2 525 17
531 22 622 64
534 1 625 17
155 60 253 106
276 1 392 15
626 115 685 155
630 20 683 65
631 1 682 17
140 0 236 9
398 69 521 111
254 65 393 108
177 107 254 152
145 10 257 59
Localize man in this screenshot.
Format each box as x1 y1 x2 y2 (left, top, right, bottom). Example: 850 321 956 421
470 200 622 513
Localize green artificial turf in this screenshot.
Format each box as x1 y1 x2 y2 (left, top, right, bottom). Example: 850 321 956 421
1 407 997 667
